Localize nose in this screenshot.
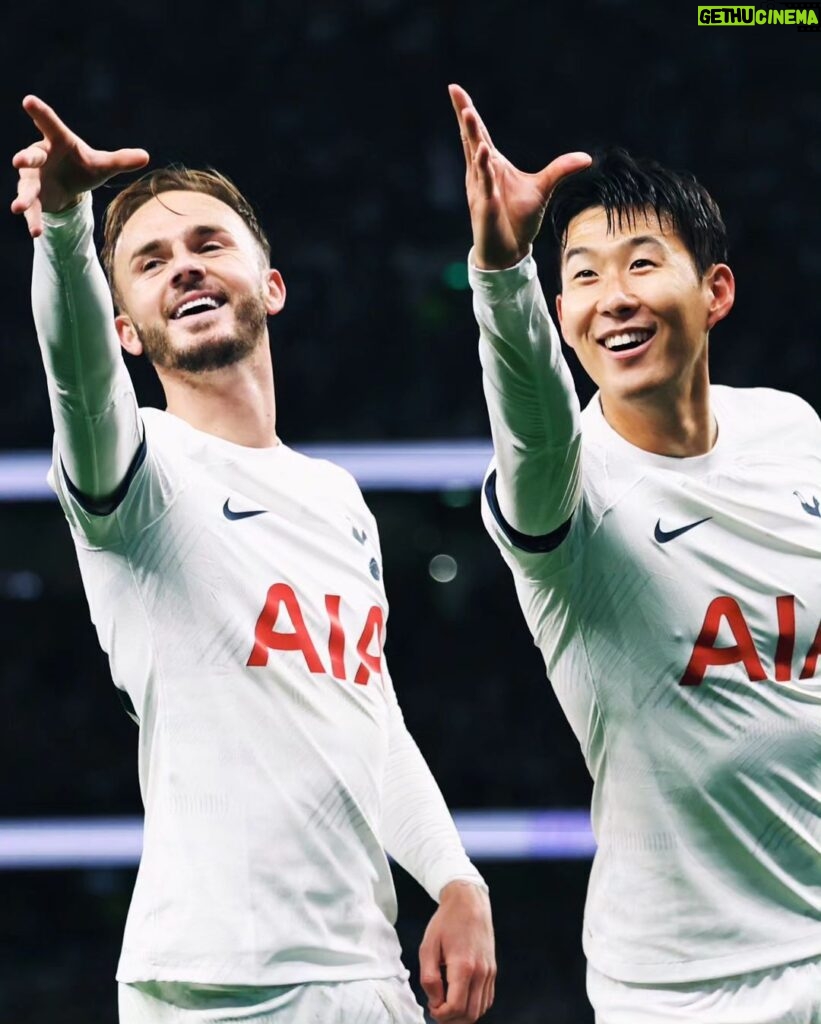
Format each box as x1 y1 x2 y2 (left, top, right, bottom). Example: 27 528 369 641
596 274 640 319
170 250 206 288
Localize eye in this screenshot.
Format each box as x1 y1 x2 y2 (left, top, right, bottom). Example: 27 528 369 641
572 268 596 280
631 258 655 270
201 242 223 253
141 258 162 272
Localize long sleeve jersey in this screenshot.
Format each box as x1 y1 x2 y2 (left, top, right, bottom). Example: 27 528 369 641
32 195 485 985
472 250 821 984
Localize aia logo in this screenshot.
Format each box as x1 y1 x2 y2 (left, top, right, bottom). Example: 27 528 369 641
247 583 384 686
681 595 820 686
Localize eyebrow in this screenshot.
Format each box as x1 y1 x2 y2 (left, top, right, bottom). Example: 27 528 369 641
563 235 667 266
128 225 230 266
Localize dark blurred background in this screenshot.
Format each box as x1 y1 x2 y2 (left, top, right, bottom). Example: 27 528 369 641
1 1 819 1021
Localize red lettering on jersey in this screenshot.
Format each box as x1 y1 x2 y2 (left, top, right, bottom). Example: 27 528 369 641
247 583 325 672
800 620 821 680
325 595 346 680
774 595 796 681
354 606 384 685
680 596 767 686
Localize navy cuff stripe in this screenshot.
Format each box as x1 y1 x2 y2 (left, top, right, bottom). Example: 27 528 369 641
484 469 572 553
115 686 140 725
62 435 148 517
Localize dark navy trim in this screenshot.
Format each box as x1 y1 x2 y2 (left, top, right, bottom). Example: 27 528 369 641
62 435 148 517
115 687 140 725
484 469 573 553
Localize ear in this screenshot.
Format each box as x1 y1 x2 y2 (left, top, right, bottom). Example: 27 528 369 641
705 263 735 330
264 269 286 317
115 314 144 357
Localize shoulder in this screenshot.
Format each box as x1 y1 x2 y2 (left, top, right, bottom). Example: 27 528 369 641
289 447 371 509
138 407 184 449
713 384 821 441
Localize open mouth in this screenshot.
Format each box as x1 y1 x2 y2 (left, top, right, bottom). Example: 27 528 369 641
170 295 228 322
598 327 656 353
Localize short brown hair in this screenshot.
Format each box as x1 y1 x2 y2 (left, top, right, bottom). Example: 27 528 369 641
101 166 271 299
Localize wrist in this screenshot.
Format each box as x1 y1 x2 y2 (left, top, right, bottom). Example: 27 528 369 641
469 244 532 274
47 193 85 214
473 249 529 271
439 878 489 902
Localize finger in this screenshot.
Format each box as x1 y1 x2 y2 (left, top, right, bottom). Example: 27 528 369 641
470 108 496 154
451 88 495 156
461 135 471 180
23 200 43 238
465 973 485 1023
12 142 49 170
476 143 496 201
479 966 495 1018
419 942 445 1010
11 171 41 214
485 964 496 1012
93 147 151 173
449 83 494 151
462 108 483 150
21 95 74 144
448 84 473 170
448 82 473 121
535 150 593 199
437 965 470 1020
461 108 484 166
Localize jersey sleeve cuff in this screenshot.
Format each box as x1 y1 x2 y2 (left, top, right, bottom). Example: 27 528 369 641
467 246 537 300
61 432 148 517
438 875 490 900
484 468 573 553
37 192 95 256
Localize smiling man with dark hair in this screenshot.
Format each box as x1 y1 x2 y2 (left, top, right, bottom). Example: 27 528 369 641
450 83 820 1023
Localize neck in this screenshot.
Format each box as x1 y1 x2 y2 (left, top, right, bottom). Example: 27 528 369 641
158 339 278 448
600 368 716 457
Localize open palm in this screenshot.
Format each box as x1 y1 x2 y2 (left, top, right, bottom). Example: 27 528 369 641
11 95 149 237
448 84 591 269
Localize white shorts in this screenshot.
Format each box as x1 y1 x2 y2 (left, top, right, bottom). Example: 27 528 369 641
118 976 425 1024
588 956 821 1024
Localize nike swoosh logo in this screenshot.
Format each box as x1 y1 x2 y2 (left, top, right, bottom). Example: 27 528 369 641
223 499 268 521
654 516 712 544
352 527 367 545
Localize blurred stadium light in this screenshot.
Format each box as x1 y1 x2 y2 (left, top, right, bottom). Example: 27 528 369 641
0 442 494 499
0 811 594 869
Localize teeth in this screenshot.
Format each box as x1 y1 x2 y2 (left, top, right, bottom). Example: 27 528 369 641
174 296 221 319
603 330 653 350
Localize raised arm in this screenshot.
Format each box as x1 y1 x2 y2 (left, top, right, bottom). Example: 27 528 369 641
449 85 590 541
12 97 149 508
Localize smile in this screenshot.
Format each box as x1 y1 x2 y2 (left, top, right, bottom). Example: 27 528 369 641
596 327 657 358
170 294 228 321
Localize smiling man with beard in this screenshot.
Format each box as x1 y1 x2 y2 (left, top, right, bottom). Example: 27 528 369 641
11 95 496 1024
449 83 821 1023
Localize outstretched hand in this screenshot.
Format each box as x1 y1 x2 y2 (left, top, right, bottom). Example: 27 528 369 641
448 83 591 270
419 881 496 1023
10 95 149 238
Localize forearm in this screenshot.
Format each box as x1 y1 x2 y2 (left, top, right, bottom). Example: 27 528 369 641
470 249 582 536
383 703 486 903
32 194 141 500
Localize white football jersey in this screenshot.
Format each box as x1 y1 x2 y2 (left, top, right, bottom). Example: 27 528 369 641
473 256 821 984
49 409 478 985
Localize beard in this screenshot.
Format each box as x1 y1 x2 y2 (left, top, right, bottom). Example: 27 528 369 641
136 293 269 373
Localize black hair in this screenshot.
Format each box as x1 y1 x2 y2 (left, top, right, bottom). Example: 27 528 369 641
546 147 728 278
